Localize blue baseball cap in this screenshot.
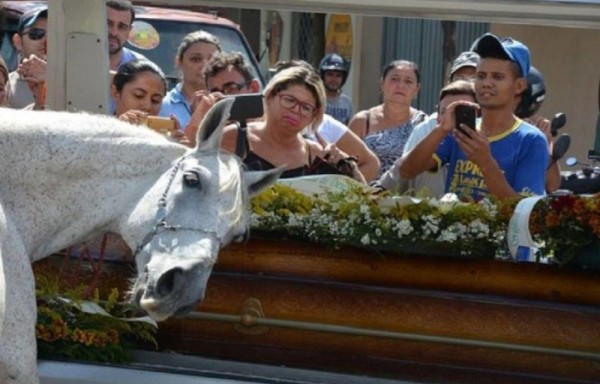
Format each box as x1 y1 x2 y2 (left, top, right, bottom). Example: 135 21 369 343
18 6 48 33
471 33 530 78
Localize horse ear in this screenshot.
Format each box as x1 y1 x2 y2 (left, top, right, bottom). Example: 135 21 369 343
195 97 235 152
243 166 285 197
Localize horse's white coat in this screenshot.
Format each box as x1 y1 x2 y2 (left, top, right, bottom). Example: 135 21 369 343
0 99 281 383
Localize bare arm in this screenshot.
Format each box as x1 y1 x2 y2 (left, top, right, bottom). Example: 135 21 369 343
399 126 447 179
184 91 225 147
335 130 380 182
347 110 369 139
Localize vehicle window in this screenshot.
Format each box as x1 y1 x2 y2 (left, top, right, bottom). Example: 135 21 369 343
126 20 264 90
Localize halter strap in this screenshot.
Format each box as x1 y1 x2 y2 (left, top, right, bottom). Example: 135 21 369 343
133 156 223 258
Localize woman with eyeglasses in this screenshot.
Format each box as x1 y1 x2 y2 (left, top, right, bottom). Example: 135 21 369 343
159 30 222 130
220 66 366 182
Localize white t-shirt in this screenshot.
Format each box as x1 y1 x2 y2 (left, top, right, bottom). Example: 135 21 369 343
303 114 348 144
404 112 438 152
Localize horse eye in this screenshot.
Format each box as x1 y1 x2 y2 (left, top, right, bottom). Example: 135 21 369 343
183 171 201 188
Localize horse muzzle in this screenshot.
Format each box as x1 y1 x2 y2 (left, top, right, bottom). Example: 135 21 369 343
133 259 214 321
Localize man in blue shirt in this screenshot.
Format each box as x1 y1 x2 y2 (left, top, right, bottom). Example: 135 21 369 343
106 1 150 114
399 33 548 201
107 0 148 72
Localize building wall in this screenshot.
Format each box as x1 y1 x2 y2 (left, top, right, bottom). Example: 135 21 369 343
491 24 600 162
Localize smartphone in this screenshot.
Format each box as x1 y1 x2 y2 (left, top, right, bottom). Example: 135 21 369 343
229 94 264 123
454 105 477 136
145 116 176 134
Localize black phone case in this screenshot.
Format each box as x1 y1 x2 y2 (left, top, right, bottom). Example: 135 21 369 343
455 105 476 135
229 94 264 122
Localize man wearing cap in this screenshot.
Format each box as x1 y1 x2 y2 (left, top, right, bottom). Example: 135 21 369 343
449 51 480 83
399 33 549 201
377 51 480 195
8 5 48 109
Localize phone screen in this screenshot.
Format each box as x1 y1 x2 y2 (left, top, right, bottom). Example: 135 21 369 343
454 105 476 136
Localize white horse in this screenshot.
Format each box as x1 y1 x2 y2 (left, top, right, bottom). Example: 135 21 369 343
0 99 281 384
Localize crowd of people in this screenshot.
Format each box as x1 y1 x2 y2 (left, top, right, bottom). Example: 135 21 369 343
1 0 559 202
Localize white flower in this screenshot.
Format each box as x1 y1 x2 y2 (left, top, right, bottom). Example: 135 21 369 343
395 219 413 238
360 234 370 245
437 229 458 242
422 215 440 236
469 219 490 238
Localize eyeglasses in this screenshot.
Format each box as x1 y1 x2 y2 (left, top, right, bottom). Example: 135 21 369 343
21 28 46 41
209 81 250 95
278 94 317 118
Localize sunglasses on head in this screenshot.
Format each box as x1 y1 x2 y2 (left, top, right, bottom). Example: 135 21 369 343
22 28 46 41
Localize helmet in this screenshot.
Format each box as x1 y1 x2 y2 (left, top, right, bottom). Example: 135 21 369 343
515 66 546 119
319 53 350 86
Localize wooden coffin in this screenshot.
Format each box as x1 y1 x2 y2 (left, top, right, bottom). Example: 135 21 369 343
156 239 600 383
37 237 600 383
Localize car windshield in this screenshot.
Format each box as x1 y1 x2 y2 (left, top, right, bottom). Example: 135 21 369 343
126 19 263 90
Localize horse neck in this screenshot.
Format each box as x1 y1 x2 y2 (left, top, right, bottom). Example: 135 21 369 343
0 109 187 260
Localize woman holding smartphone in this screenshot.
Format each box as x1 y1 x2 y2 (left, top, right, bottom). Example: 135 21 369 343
112 60 184 141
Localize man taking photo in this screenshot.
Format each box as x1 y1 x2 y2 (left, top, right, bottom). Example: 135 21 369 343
399 33 549 201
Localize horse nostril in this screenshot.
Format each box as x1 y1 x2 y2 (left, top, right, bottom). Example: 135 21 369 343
156 267 183 298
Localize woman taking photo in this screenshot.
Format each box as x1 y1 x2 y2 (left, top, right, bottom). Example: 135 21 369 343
112 59 167 122
112 59 184 141
349 60 426 177
221 66 365 182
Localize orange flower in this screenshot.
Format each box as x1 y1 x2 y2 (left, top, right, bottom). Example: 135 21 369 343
544 211 561 227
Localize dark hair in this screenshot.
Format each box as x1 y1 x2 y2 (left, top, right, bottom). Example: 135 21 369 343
439 80 475 102
106 0 135 24
381 60 420 84
113 59 166 93
203 51 254 83
176 31 221 62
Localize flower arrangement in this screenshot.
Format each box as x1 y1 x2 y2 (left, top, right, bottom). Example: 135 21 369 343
34 262 157 363
251 181 600 264
528 193 600 264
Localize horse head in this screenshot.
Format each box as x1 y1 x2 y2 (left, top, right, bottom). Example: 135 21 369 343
127 98 281 321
